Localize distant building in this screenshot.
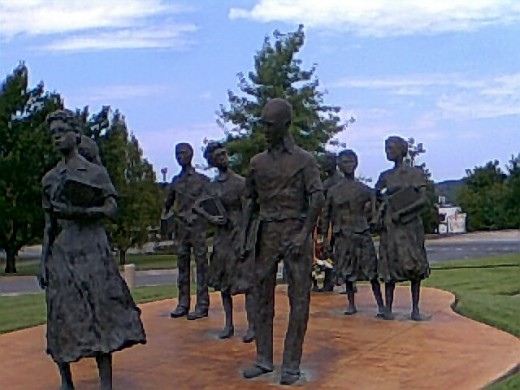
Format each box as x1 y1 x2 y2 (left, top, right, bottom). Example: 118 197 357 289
437 196 466 234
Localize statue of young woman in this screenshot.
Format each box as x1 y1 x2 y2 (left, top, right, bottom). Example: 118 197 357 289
375 136 431 321
39 110 146 390
320 149 384 316
194 141 255 342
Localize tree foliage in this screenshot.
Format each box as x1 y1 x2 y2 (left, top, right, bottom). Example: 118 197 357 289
458 156 519 231
217 25 350 175
83 108 163 264
0 64 62 273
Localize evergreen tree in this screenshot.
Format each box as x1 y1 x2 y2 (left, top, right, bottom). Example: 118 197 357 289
218 25 350 175
0 64 62 273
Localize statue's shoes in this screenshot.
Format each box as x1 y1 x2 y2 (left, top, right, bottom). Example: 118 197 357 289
187 310 208 320
170 306 189 318
280 372 300 385
411 311 422 321
218 326 234 339
242 329 255 343
243 365 273 379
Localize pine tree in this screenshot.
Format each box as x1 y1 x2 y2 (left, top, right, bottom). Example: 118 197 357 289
218 25 350 175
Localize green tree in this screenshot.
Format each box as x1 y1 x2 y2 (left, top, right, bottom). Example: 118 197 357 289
505 154 520 228
458 160 511 231
217 25 350 175
406 138 438 233
84 109 162 264
0 64 62 273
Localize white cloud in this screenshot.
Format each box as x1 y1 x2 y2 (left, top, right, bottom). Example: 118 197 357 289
79 84 170 102
0 0 196 51
229 0 520 37
332 74 485 91
333 72 520 120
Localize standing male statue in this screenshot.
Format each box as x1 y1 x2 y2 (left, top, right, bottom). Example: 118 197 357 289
240 98 325 385
164 143 210 320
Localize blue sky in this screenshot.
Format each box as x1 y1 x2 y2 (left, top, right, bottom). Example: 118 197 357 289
1 0 519 182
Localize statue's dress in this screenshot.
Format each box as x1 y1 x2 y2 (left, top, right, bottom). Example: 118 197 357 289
376 166 430 282
42 159 146 363
325 179 378 284
205 171 252 295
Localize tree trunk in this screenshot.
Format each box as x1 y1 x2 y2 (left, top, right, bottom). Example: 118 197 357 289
4 249 17 273
119 250 127 266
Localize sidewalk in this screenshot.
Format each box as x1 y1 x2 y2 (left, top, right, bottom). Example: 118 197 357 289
1 286 518 389
0 269 179 296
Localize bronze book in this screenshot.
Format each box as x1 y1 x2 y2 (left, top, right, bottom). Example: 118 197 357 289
198 196 227 220
57 177 105 208
387 186 420 214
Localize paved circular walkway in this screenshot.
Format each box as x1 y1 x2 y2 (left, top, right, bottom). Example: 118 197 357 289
0 286 519 389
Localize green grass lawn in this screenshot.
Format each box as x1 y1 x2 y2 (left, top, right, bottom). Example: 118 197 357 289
0 253 178 277
0 254 518 388
425 254 520 390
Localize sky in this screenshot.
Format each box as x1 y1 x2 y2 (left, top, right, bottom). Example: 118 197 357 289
1 0 519 183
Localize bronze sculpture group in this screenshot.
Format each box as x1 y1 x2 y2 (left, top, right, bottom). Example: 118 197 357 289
39 99 430 388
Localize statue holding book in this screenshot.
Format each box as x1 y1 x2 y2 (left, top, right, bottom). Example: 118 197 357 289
374 136 431 321
319 149 385 317
40 110 146 390
194 141 255 342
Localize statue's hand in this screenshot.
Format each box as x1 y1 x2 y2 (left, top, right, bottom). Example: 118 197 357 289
285 231 308 259
51 201 84 219
391 211 401 223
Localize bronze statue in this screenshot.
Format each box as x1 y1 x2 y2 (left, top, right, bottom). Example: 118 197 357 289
313 152 343 292
320 150 384 316
164 143 210 320
375 136 431 321
240 98 324 385
194 142 255 342
39 110 146 390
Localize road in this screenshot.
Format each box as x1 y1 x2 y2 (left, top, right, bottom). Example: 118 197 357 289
1 231 518 296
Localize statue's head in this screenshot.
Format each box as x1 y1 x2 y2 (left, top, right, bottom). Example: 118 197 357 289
175 142 194 168
338 149 358 176
320 152 337 174
204 141 228 170
260 98 292 148
47 109 82 154
385 136 408 162
78 135 101 165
